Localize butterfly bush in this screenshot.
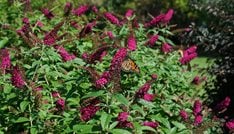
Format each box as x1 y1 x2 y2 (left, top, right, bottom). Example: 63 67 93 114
11 66 25 88
0 49 11 71
0 1 223 133
72 5 89 16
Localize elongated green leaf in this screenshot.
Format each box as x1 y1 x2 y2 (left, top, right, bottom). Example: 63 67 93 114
100 112 111 130
14 117 29 123
20 101 29 112
113 93 129 106
110 129 132 134
82 90 105 99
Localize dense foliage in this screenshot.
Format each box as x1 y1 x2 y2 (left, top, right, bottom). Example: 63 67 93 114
0 0 232 133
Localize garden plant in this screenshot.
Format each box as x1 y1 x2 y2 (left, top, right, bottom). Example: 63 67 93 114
0 0 233 133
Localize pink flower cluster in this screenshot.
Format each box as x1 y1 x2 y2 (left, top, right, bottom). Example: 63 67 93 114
144 9 174 27
95 71 111 88
104 12 120 26
214 96 231 112
226 119 234 130
91 6 98 13
179 110 188 121
105 31 114 39
193 100 203 126
117 112 133 128
56 98 65 110
125 9 134 19
193 100 202 116
54 46 76 62
143 121 159 129
41 8 54 19
127 34 137 51
161 43 172 53
147 35 159 47
180 46 197 64
11 66 25 88
72 5 89 16
0 49 11 71
80 101 100 121
136 82 155 102
43 32 56 45
110 48 127 71
64 2 72 16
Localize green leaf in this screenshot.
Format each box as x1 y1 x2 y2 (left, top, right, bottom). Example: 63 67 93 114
100 112 111 130
109 121 119 130
0 37 8 48
110 129 132 134
72 125 93 132
113 93 129 106
141 126 156 132
171 121 186 130
20 101 29 112
80 82 92 89
3 84 12 94
30 127 37 134
82 90 105 99
14 117 29 123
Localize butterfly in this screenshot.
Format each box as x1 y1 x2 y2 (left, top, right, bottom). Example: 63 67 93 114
121 58 140 73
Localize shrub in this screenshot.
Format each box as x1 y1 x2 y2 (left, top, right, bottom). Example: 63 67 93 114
0 1 223 133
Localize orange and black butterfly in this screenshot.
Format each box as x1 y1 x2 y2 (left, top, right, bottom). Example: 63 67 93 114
121 58 140 73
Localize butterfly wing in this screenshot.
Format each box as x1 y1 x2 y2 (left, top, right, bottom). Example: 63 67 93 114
121 59 140 73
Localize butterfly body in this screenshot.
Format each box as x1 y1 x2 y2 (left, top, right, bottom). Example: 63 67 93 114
121 58 140 73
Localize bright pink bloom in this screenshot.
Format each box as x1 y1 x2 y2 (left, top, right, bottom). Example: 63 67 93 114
34 86 43 91
22 17 30 24
70 21 80 29
36 21 43 27
215 96 231 112
56 98 65 110
162 9 174 23
82 52 90 60
193 100 202 116
192 76 200 85
125 9 134 19
180 46 197 64
72 5 89 16
64 2 72 15
147 35 159 46
43 32 56 45
226 119 234 130
41 8 54 19
179 110 188 120
104 12 120 25
127 34 137 51
144 14 165 27
143 94 155 101
95 78 108 88
95 71 111 88
52 91 60 98
91 6 98 13
80 102 100 121
161 43 172 53
0 49 11 71
194 115 203 126
143 121 159 128
136 83 151 98
151 74 157 80
110 48 127 71
54 46 76 62
179 53 197 64
106 31 114 39
11 66 25 88
118 112 129 122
